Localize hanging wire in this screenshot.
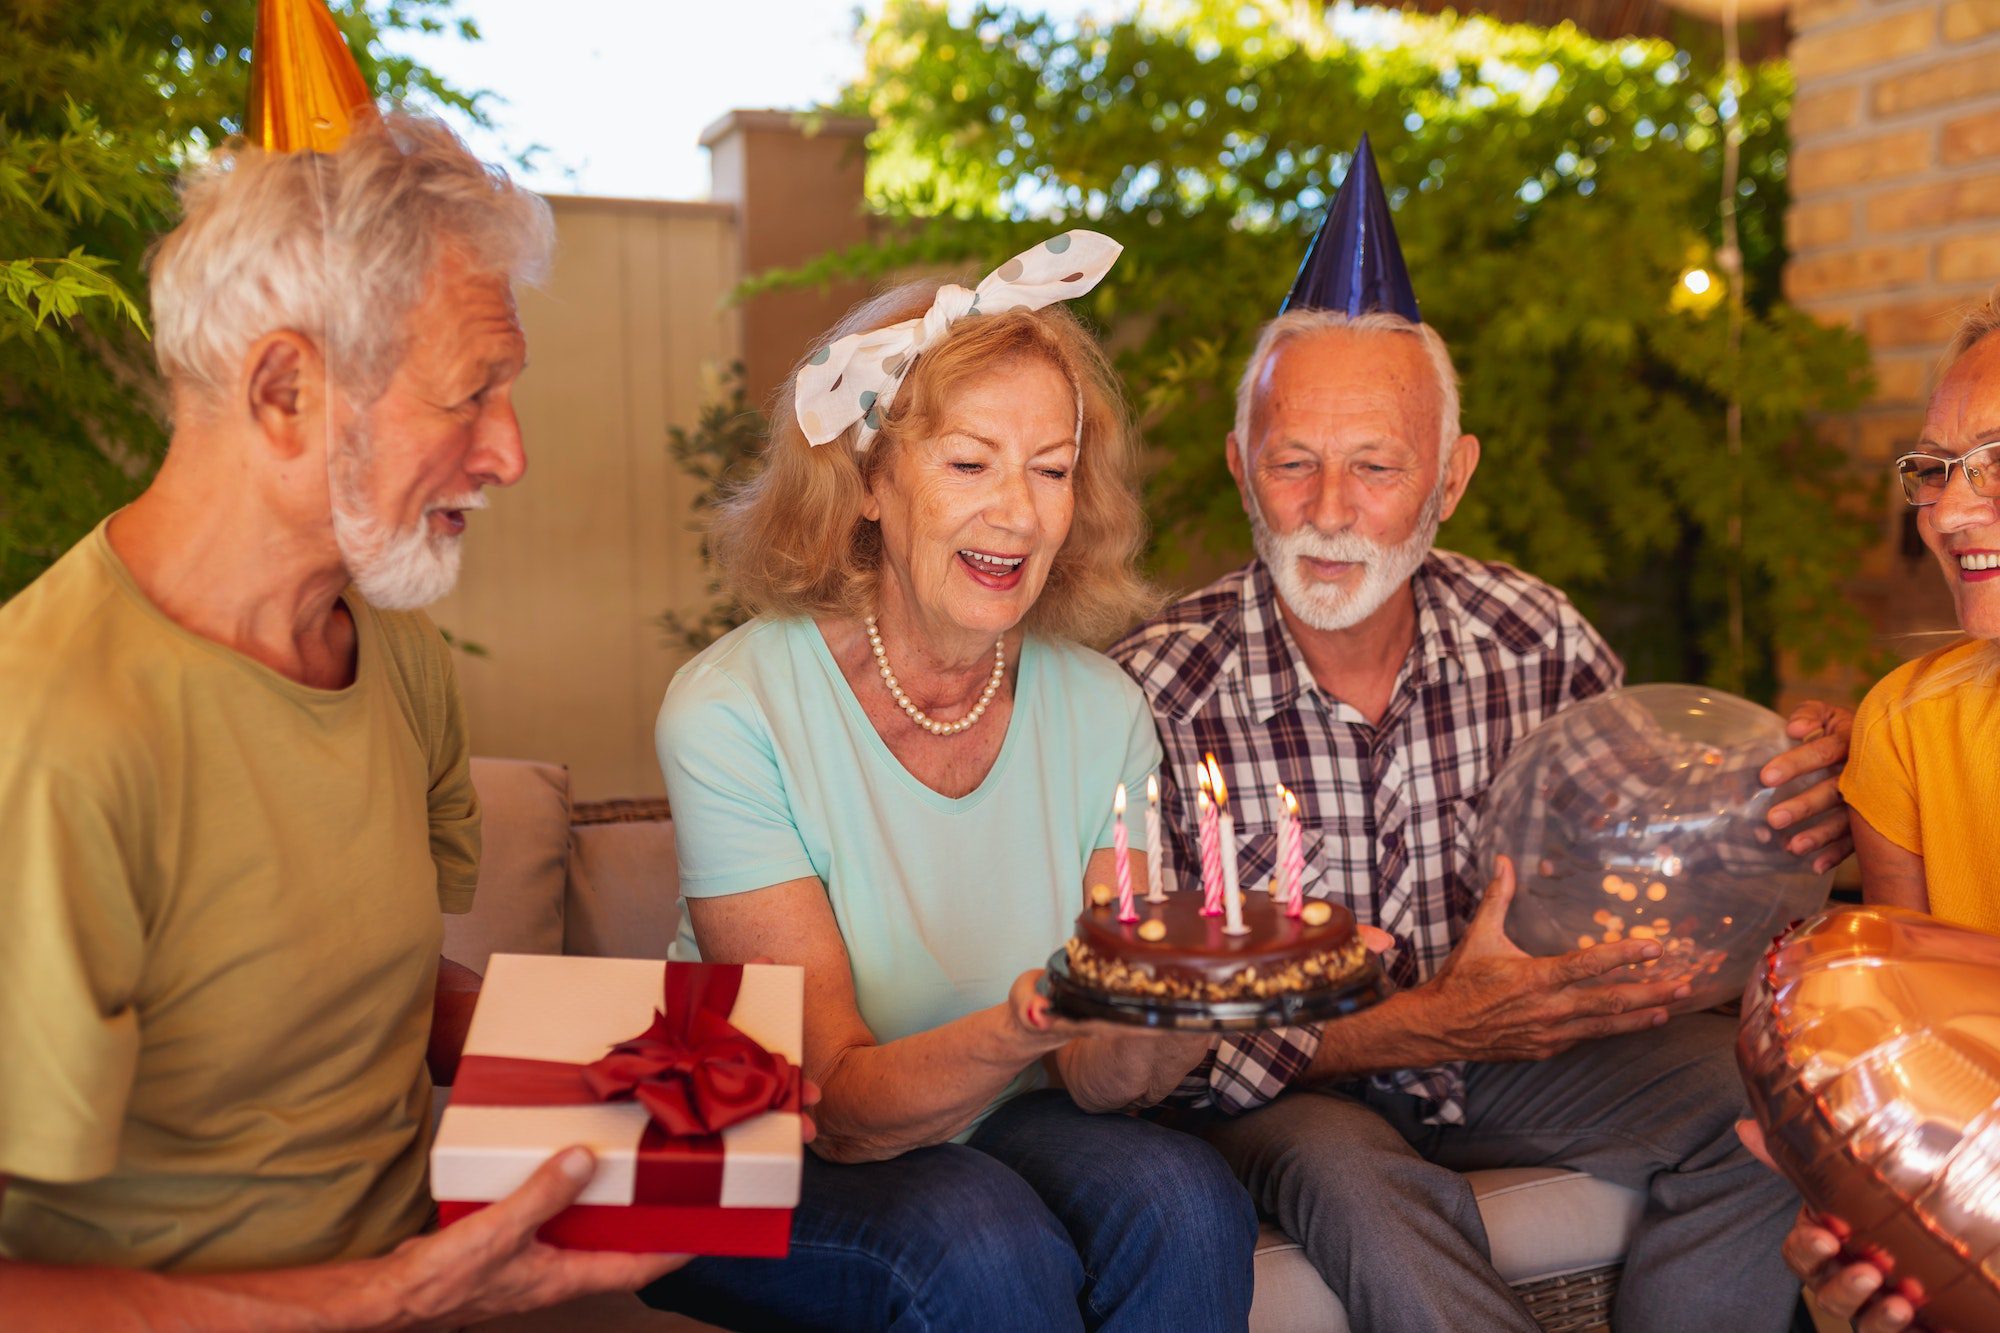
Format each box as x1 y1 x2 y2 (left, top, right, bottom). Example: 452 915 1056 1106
1718 0 1748 692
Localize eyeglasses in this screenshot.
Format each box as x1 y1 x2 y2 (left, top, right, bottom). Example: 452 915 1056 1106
1893 441 2000 507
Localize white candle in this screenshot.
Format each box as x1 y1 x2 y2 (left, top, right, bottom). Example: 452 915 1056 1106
1208 755 1248 936
1220 806 1246 935
1145 773 1167 902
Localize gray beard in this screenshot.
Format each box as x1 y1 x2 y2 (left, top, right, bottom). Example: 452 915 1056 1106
328 422 466 611
1248 486 1443 632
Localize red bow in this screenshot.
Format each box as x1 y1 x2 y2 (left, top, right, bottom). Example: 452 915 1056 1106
581 1001 801 1137
448 962 803 1211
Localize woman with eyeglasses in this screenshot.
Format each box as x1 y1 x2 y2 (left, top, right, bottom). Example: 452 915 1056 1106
1744 287 2000 1333
1843 288 2000 940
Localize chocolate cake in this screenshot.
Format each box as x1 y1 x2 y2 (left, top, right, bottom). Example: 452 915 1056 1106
1063 885 1371 1004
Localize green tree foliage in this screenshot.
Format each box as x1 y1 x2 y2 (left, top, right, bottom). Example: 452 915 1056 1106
803 0 1875 693
1 0 482 600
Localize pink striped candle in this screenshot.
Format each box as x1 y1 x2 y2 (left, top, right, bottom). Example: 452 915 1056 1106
1197 776 1223 917
1114 783 1137 923
1283 787 1307 918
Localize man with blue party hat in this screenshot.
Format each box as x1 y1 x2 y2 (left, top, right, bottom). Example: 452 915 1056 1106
1103 134 1850 1330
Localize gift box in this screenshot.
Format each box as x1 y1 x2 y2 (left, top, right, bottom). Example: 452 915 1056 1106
432 954 804 1257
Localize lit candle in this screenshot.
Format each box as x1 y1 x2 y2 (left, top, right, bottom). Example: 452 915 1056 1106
1207 754 1248 936
1271 785 1290 898
1283 787 1306 918
1113 783 1137 923
1196 771 1222 917
1145 773 1167 903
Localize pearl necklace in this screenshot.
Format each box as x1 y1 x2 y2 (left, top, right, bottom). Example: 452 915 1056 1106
865 614 1006 736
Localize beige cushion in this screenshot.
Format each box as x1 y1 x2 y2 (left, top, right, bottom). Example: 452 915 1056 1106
445 758 571 973
1248 1168 1642 1333
1472 1167 1643 1283
1251 1223 1351 1332
566 818 682 960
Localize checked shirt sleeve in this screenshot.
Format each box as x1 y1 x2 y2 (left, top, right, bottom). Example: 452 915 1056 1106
1207 1024 1323 1115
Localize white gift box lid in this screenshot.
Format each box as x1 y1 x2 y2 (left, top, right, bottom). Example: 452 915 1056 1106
431 954 803 1209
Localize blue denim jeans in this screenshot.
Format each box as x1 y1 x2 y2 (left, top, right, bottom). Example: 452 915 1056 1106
640 1089 1258 1331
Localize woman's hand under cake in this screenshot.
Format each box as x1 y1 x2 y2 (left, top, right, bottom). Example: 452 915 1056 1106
1050 1026 1217 1113
1011 945 1216 1114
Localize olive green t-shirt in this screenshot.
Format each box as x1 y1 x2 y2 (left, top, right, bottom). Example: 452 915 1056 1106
0 520 480 1273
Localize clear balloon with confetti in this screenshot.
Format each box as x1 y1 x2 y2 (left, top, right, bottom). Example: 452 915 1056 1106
1476 684 1835 1011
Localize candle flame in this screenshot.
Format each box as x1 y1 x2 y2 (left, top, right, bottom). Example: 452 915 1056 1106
1284 787 1300 817
1114 783 1127 816
1197 787 1212 811
1197 764 1212 795
1147 772 1159 803
1204 753 1227 806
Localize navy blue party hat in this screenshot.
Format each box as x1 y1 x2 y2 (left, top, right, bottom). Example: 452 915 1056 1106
1282 133 1420 322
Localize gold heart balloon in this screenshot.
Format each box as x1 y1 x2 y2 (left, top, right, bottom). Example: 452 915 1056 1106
245 0 376 154
1738 905 2000 1331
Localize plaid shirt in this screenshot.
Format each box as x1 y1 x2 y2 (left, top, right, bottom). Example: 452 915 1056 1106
1110 552 1623 1123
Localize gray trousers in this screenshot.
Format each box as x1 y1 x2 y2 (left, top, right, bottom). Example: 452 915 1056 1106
1202 1014 1799 1333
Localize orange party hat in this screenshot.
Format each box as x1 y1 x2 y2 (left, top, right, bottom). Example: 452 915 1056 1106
245 0 377 153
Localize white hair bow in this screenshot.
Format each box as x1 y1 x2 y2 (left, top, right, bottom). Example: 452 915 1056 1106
794 229 1122 451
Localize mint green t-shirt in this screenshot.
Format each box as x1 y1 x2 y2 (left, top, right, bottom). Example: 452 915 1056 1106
654 617 1160 1122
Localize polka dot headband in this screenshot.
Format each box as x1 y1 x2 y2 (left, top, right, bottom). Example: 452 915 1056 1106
794 229 1123 452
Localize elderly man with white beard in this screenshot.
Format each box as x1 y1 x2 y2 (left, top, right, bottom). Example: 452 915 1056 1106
1107 138 1857 1333
0 113 695 1329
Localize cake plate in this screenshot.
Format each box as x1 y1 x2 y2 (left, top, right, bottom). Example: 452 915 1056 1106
1040 949 1388 1032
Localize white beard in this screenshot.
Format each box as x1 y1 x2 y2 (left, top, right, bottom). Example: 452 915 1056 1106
1249 487 1442 632
328 423 483 611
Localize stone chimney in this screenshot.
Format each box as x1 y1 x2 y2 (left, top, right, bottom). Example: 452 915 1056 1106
702 109 875 414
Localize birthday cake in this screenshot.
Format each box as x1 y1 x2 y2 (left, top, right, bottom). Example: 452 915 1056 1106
1062 884 1371 1004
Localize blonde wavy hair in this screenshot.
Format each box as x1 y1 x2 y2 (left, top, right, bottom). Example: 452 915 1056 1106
709 281 1158 645
1901 283 2000 707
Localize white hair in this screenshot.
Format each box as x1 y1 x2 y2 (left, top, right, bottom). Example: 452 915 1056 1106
1232 308 1463 465
149 111 554 408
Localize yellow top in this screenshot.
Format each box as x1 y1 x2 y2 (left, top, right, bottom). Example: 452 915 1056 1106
1841 639 2000 934
0 520 480 1272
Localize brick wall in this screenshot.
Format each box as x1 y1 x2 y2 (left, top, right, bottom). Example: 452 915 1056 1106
1784 0 2000 664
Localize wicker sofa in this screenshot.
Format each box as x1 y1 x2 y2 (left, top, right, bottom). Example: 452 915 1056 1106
446 757 1643 1333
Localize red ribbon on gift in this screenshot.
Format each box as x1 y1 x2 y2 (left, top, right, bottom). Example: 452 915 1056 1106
451 963 803 1206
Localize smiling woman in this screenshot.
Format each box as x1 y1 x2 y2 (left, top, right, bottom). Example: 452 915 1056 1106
641 253 1258 1329
1840 283 2000 940
710 279 1153 646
